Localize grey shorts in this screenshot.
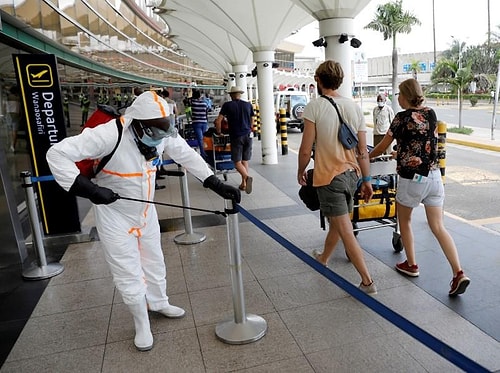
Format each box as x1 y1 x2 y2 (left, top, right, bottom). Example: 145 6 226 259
396 169 444 208
231 134 252 162
316 170 358 217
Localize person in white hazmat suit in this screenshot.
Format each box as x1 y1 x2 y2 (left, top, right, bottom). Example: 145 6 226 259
46 91 240 351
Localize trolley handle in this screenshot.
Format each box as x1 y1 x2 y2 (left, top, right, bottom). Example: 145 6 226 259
370 154 394 162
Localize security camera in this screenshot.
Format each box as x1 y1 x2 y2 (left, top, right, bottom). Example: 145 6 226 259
338 33 349 44
350 38 362 48
312 37 327 47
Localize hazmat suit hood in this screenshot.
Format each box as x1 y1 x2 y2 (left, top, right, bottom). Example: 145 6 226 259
124 91 170 122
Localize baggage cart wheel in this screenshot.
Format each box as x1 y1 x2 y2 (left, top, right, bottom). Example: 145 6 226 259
392 232 403 252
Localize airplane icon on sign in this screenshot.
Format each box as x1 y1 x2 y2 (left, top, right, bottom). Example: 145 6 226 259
26 63 53 87
30 70 49 79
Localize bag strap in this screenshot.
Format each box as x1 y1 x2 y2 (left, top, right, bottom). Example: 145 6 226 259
94 118 123 175
321 95 347 127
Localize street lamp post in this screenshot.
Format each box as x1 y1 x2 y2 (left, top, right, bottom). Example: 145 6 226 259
451 36 462 69
451 36 464 127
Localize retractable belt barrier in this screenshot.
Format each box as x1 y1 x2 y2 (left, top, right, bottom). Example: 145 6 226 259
237 205 491 373
24 172 490 369
20 171 64 280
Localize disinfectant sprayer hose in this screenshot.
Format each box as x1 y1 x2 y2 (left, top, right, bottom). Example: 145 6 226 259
118 196 227 217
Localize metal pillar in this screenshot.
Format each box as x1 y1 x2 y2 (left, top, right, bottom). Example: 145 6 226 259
174 165 206 244
21 171 64 280
215 199 267 344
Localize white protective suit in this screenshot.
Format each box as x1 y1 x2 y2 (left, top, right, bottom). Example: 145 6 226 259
47 91 213 308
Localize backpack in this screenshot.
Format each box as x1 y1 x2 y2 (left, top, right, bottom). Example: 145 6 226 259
298 169 319 211
75 104 123 179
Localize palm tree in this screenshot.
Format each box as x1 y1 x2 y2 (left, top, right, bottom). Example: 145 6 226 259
409 60 422 80
430 59 474 128
364 0 421 111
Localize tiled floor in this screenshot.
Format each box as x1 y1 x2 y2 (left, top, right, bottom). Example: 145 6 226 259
1 134 500 372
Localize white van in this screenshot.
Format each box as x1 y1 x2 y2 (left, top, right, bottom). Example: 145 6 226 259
378 86 392 98
273 90 310 132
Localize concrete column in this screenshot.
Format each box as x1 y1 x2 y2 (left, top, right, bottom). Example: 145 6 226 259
247 83 253 102
319 18 355 98
233 65 249 101
253 51 277 165
227 74 236 90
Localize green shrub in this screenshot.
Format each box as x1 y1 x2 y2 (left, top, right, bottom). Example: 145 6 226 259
447 126 474 135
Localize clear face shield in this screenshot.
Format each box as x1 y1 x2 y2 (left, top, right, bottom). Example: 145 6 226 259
136 119 178 147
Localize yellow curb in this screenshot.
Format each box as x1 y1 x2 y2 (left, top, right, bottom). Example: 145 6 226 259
366 121 500 152
446 138 500 152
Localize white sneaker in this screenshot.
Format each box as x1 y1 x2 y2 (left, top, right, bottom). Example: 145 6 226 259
151 304 186 318
9 145 15 153
358 282 377 295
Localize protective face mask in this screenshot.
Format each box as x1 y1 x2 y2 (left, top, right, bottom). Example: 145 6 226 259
377 102 385 108
136 120 178 147
139 132 163 147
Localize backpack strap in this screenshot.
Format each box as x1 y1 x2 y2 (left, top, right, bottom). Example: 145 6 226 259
94 118 123 175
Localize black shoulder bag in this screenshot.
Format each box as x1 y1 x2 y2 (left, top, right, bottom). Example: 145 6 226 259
321 95 358 150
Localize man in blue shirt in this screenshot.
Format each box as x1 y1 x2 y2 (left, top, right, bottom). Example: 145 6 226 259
215 86 254 194
190 89 209 159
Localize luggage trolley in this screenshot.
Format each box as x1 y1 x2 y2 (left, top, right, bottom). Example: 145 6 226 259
351 155 403 252
178 119 199 149
203 132 235 181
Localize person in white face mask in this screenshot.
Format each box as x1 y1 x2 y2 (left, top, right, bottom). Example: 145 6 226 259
46 91 240 351
372 94 394 153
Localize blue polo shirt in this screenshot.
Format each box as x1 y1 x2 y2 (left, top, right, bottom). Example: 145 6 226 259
220 99 254 138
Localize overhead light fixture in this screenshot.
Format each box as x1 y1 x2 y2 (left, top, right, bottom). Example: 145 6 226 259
338 33 349 44
312 37 327 48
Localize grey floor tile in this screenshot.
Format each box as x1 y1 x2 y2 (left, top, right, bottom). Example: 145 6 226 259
0 346 105 373
6 306 111 362
189 281 275 327
235 356 314 372
391 331 473 373
164 263 188 295
243 249 311 280
306 333 440 373
279 298 387 354
198 313 302 372
48 256 112 286
32 278 115 317
420 316 500 371
102 328 205 373
259 270 349 311
182 252 255 293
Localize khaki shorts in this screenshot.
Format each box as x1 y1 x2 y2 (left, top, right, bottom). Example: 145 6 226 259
396 169 444 208
316 170 358 217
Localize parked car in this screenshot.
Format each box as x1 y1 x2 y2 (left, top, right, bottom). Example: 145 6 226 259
274 89 310 132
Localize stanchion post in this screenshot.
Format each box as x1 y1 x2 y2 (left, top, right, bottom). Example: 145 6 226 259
174 165 207 245
437 120 447 184
215 198 267 344
256 104 261 141
20 171 64 280
279 107 288 155
252 103 257 138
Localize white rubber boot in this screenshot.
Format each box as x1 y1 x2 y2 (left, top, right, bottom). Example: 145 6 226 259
128 297 154 351
150 303 186 319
